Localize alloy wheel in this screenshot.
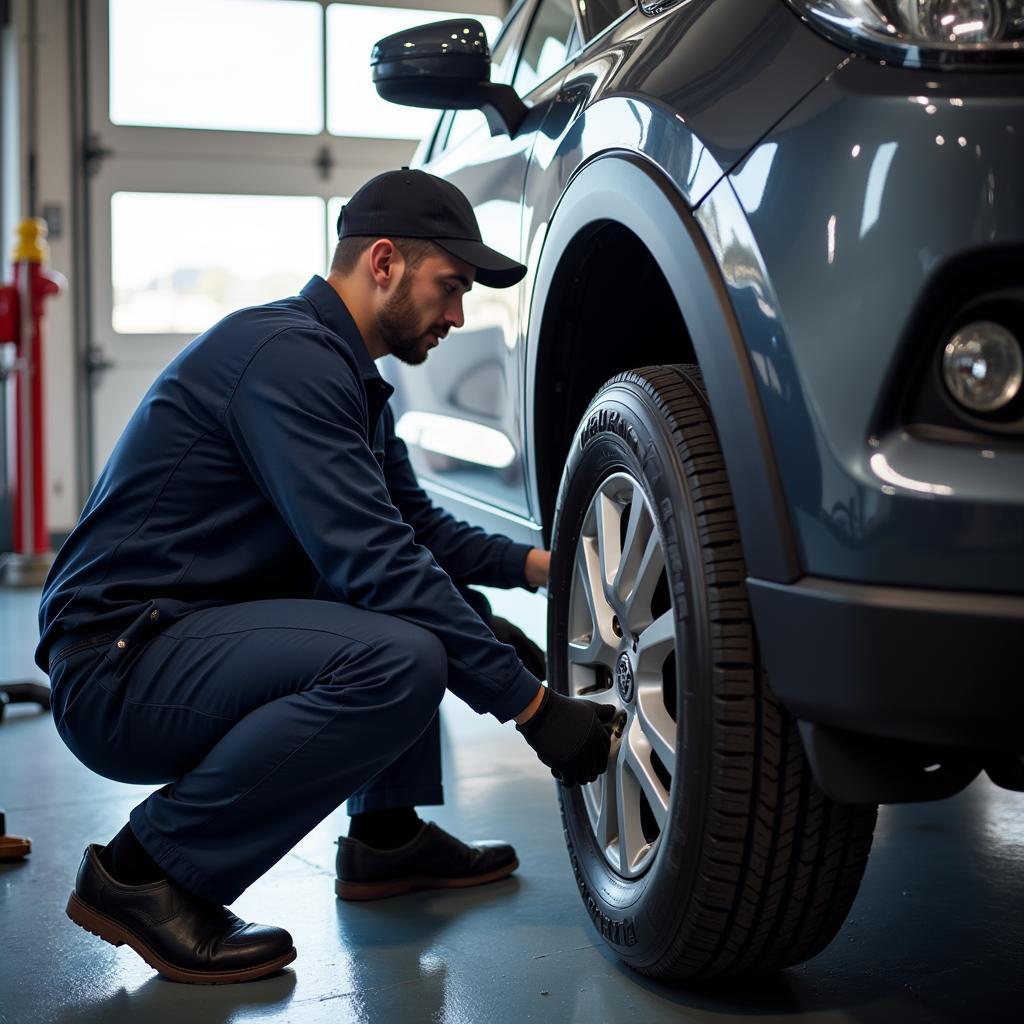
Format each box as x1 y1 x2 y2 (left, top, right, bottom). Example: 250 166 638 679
566 472 678 878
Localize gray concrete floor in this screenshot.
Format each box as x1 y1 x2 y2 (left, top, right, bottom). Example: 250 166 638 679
1 584 1023 1024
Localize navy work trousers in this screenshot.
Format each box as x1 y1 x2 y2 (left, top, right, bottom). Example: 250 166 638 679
49 586 496 905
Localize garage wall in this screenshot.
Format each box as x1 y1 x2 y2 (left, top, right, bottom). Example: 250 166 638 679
1 0 77 544
0 0 509 542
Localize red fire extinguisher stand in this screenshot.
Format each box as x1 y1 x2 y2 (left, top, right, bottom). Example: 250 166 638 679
0 218 65 586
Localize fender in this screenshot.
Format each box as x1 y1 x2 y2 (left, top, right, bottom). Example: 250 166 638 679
524 152 800 583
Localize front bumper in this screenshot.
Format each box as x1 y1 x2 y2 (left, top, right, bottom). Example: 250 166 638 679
749 575 1024 753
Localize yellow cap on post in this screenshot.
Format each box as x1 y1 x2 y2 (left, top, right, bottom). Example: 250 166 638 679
12 218 50 265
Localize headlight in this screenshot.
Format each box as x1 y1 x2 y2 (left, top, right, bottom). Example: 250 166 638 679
785 0 1024 65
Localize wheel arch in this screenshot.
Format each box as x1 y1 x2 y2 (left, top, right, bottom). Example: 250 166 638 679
526 152 800 583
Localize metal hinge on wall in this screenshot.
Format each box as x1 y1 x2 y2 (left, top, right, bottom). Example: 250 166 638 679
314 145 335 181
83 133 114 177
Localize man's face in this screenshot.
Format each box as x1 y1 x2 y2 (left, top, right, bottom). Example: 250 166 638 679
376 248 475 366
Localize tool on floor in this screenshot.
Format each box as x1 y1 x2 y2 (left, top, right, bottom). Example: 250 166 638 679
0 680 50 724
0 811 32 862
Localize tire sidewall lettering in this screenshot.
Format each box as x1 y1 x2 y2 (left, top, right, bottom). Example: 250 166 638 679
550 386 707 962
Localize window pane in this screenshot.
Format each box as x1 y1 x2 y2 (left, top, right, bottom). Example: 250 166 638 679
327 4 502 140
581 0 634 38
515 0 576 94
109 0 323 134
111 193 325 334
445 108 488 152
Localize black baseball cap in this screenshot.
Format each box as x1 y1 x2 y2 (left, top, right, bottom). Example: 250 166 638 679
337 168 526 289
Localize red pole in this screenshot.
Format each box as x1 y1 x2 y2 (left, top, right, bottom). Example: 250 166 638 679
3 219 64 585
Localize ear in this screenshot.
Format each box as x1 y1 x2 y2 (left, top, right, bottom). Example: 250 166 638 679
366 238 403 290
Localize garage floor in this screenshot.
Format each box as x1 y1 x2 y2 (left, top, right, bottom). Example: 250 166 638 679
2 584 1023 1024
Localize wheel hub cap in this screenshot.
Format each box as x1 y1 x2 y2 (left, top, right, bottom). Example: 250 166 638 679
615 652 635 704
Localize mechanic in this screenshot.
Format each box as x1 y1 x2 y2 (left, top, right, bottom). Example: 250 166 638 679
35 168 616 985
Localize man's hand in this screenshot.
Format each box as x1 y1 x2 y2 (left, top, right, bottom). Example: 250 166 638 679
525 548 551 588
515 687 617 786
492 616 546 680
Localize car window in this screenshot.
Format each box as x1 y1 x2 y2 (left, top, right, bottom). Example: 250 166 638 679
514 0 578 95
578 0 633 41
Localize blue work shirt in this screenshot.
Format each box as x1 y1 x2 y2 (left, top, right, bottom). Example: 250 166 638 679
36 276 542 722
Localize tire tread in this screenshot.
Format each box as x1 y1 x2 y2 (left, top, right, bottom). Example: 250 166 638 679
593 364 877 981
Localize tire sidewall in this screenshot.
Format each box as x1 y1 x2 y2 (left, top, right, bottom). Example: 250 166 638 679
548 377 715 968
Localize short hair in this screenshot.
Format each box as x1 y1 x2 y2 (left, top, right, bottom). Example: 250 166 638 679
330 235 439 276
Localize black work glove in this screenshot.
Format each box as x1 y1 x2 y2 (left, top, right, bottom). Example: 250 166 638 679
516 688 617 787
491 615 546 680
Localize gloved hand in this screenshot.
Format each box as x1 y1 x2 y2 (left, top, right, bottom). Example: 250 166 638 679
516 687 617 786
491 615 546 680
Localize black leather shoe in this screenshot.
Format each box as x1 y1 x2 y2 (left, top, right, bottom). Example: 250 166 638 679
335 822 518 901
66 844 296 984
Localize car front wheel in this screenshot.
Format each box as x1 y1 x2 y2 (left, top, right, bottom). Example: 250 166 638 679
547 364 878 980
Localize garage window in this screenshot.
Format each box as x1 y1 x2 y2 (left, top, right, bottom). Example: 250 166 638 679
111 192 326 334
109 0 324 134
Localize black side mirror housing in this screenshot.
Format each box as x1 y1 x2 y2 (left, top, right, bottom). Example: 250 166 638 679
371 19 528 137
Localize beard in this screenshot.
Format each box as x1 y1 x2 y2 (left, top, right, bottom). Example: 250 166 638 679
376 273 434 366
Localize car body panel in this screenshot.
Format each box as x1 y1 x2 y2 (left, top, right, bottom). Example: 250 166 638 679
379 0 1024 754
390 0 847 537
712 56 1024 592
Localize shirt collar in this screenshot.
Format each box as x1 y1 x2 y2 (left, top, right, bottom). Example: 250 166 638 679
299 275 394 396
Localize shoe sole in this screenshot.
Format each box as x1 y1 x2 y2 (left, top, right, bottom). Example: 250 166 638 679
65 892 296 984
335 858 519 901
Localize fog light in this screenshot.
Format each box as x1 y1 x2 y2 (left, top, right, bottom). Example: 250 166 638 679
942 321 1023 414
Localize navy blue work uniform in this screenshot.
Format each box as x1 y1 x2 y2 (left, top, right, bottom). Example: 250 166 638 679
36 275 542 905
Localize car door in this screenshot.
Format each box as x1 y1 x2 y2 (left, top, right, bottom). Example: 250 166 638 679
384 0 583 524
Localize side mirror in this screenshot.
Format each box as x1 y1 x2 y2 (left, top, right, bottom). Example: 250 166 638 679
371 19 528 137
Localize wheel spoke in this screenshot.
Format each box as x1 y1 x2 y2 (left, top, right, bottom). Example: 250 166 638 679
594 490 623 614
636 608 675 668
568 540 618 687
635 682 676 777
567 621 617 671
592 765 616 849
574 539 601 634
622 528 664 635
623 717 670 830
615 754 632 876
612 482 652 607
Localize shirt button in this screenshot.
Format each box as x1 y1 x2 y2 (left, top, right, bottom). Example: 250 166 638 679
116 639 127 650
150 609 160 622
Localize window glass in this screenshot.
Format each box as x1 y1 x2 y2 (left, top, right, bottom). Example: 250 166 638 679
327 4 503 140
578 0 634 40
434 0 527 155
445 108 489 152
514 0 577 94
109 0 323 134
111 193 325 334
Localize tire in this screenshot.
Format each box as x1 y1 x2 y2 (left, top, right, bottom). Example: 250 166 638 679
547 364 878 981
